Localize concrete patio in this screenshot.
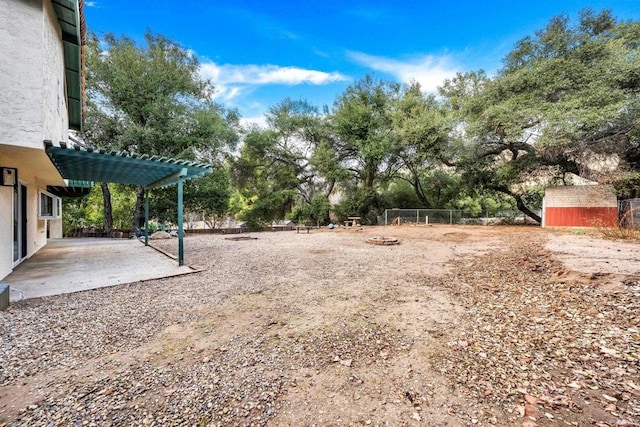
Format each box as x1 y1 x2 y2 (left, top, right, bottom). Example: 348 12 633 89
3 238 197 302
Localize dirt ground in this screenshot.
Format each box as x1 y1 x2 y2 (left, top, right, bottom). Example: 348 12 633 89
0 225 638 426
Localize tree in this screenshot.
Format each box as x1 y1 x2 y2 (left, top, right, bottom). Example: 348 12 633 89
186 166 232 227
440 10 640 222
329 76 403 220
440 70 563 223
391 82 452 208
84 31 239 229
231 127 299 227
501 10 640 166
231 98 340 226
331 76 401 190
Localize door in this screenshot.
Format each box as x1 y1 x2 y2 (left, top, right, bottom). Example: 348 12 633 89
12 183 27 265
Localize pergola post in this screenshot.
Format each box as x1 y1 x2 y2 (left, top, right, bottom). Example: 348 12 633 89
177 179 184 266
144 189 149 246
45 142 213 267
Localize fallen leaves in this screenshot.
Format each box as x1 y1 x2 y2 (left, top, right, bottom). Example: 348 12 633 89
436 236 640 426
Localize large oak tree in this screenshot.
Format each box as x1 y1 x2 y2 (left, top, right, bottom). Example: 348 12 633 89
85 31 239 230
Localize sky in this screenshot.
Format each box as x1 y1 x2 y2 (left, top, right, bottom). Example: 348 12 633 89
85 0 640 127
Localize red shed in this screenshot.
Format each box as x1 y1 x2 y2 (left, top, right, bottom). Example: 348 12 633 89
542 185 618 227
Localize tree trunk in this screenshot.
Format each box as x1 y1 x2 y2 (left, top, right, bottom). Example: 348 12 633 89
132 187 146 230
514 195 542 224
411 171 431 209
101 182 113 233
498 187 542 224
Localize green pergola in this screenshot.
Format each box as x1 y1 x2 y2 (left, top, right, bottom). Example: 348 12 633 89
45 140 213 265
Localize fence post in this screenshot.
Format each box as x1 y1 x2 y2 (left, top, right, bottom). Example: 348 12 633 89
416 209 419 223
384 209 388 225
449 210 453 224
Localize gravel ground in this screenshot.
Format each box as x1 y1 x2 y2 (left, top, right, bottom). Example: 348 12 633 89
0 225 637 426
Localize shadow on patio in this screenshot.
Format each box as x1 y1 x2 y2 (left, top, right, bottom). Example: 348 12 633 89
3 238 198 302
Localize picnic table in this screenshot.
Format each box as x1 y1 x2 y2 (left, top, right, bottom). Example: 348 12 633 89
296 225 313 233
344 216 362 227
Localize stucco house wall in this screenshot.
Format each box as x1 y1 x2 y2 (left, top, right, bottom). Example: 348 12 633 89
0 0 73 280
0 167 13 280
1 0 46 149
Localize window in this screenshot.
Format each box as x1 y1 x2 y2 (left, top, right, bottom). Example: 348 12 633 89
39 190 61 219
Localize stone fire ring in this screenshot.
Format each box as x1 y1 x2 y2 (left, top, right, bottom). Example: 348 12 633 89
366 236 400 246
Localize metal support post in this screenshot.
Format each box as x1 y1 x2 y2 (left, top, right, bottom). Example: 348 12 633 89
177 179 184 266
144 189 149 246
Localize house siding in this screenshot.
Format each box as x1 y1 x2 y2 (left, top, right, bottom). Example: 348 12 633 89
543 186 618 227
0 0 45 149
42 0 68 145
545 207 618 227
0 154 52 280
0 0 71 280
0 170 12 280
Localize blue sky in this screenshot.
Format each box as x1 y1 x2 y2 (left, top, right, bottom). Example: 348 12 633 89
85 1 640 127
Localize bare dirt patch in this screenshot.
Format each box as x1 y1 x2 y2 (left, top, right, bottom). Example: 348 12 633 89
0 225 638 426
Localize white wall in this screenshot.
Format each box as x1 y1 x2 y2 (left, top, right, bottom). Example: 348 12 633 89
0 0 46 149
0 166 12 280
544 185 618 208
0 0 70 280
0 152 52 280
49 218 63 239
42 0 68 145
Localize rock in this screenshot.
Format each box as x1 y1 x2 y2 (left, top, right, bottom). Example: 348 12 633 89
149 231 171 240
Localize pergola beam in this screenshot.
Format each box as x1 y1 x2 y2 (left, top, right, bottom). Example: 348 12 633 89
45 142 213 267
144 167 188 190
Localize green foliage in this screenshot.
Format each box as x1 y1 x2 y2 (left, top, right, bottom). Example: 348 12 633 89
613 173 640 199
232 98 340 225
453 193 517 217
287 206 307 224
333 187 389 224
62 197 89 235
436 9 640 223
390 83 454 208
500 9 640 159
84 31 239 228
308 194 331 223
288 195 331 225
186 166 232 219
109 184 137 229
61 183 136 232
332 76 401 189
239 190 296 229
381 179 423 209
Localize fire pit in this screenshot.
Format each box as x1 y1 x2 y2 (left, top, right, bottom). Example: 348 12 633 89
365 236 400 246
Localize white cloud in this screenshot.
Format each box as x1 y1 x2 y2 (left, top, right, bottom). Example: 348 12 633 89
240 115 268 129
201 62 347 85
85 1 97 7
199 62 348 102
348 51 460 92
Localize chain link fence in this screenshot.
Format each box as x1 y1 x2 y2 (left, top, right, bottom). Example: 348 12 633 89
380 208 540 225
619 198 640 228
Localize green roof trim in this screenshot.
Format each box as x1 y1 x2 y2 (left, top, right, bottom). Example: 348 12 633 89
44 141 213 188
52 0 83 131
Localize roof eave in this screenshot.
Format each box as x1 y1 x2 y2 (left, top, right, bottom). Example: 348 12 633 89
51 0 85 132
